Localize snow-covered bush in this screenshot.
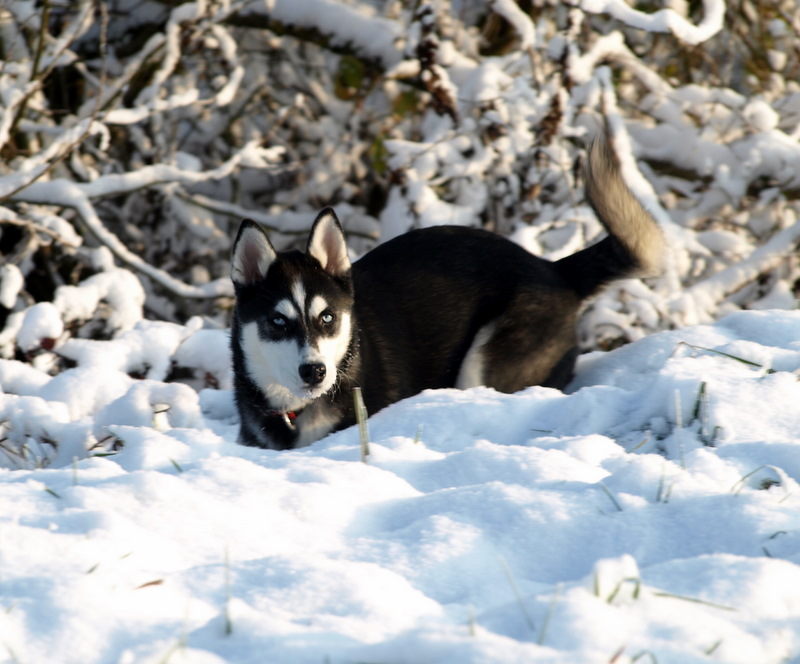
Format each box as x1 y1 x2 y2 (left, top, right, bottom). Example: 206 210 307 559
0 0 799 466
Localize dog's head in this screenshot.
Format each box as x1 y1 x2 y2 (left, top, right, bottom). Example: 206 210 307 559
231 209 355 410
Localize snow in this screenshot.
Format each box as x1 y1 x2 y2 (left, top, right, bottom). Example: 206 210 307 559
490 0 536 50
16 302 63 352
0 263 24 309
2 0 800 661
239 0 404 68
2 309 800 663
580 0 725 45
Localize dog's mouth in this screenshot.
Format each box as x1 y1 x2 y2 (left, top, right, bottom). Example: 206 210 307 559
293 383 329 401
257 379 324 412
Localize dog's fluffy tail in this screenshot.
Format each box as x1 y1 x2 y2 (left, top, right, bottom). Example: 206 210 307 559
556 135 664 299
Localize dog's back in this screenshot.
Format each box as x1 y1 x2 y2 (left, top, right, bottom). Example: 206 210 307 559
351 226 581 413
230 135 664 449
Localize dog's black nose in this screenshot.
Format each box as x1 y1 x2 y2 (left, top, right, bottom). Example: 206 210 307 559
299 363 326 385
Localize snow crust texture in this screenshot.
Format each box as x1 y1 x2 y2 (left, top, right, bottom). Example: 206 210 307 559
2 310 800 663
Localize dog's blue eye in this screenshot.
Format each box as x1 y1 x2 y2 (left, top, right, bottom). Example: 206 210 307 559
271 315 286 327
321 312 335 325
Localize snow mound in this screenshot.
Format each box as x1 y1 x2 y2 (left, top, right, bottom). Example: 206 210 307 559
1 310 800 663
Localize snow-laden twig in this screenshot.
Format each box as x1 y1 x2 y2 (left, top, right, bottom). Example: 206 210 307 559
76 140 265 198
567 30 673 94
0 0 94 151
580 0 725 45
230 0 404 68
39 0 95 71
78 32 166 120
0 119 110 202
0 211 81 251
489 0 536 50
671 219 800 324
134 3 200 107
0 5 109 203
78 3 243 124
9 140 272 298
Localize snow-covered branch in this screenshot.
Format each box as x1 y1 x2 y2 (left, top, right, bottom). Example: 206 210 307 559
229 0 404 67
16 180 233 300
580 0 726 44
1 0 798 363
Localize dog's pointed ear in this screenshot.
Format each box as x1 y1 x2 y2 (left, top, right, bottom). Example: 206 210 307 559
307 208 351 278
231 219 277 286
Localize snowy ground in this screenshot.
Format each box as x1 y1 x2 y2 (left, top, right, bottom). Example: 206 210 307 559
2 308 800 664
2 1 800 662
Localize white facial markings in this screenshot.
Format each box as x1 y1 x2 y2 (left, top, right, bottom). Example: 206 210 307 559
314 312 352 391
274 298 299 320
309 295 330 320
290 311 351 397
241 321 309 410
291 280 307 317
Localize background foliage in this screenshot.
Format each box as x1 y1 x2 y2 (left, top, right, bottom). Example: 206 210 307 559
1 0 799 369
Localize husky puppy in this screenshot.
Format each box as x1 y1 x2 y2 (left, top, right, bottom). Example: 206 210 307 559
230 136 664 449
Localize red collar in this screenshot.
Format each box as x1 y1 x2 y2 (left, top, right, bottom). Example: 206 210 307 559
267 410 297 430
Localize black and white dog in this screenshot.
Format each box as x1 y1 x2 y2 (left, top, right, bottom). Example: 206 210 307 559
230 136 664 449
